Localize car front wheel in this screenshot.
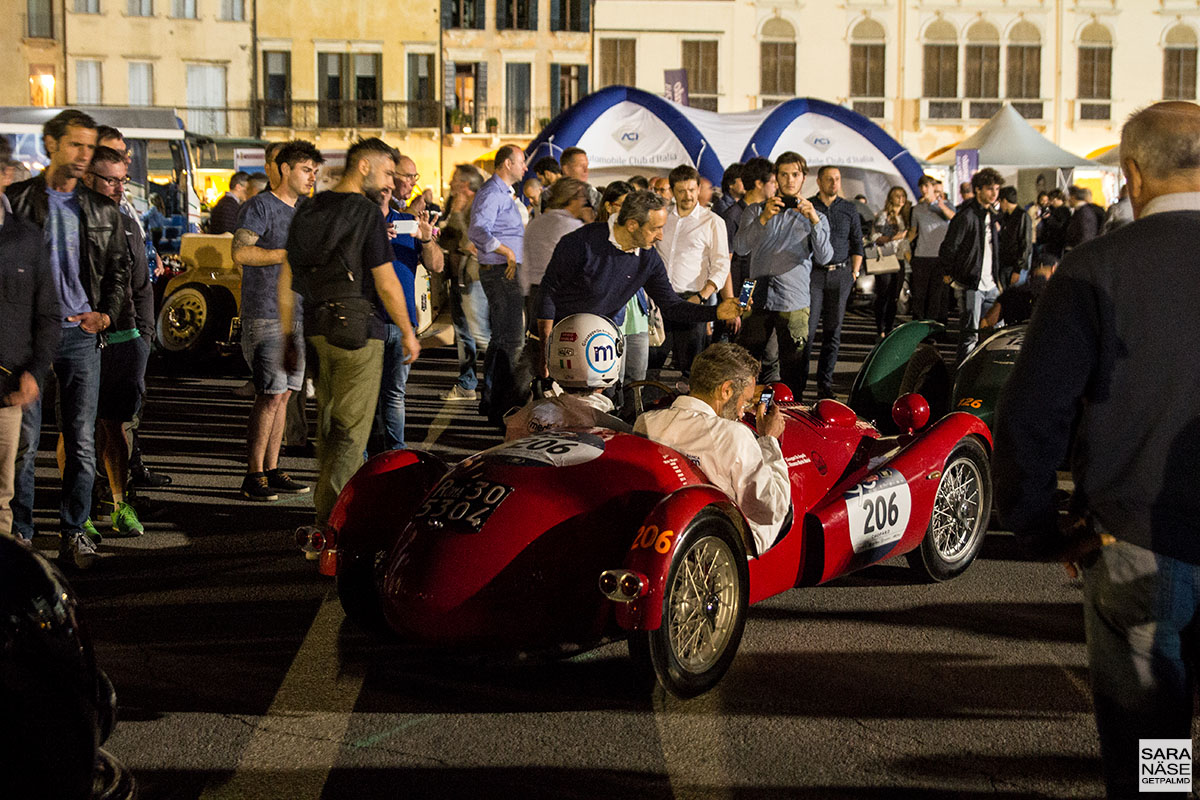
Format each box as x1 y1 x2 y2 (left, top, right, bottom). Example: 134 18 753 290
907 436 992 582
630 512 749 699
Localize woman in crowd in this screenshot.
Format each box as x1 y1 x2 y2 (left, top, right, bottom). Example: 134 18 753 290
871 186 911 339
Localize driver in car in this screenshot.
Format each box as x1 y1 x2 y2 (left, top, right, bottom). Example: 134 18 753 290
634 342 791 556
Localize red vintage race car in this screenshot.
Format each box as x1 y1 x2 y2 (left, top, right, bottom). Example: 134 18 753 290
306 386 992 698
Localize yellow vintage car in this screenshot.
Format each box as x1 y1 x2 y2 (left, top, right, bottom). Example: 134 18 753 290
156 233 454 356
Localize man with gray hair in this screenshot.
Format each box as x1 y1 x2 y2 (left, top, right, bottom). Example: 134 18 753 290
534 190 742 378
635 342 789 556
994 101 1200 797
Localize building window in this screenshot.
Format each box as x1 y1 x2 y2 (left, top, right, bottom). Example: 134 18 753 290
128 61 153 106
187 64 227 134
262 51 290 126
128 0 152 16
505 62 532 133
220 0 244 21
448 62 486 130
600 38 635 87
1164 25 1198 101
74 0 100 13
683 40 718 111
1007 20 1042 119
76 60 102 104
1078 23 1112 120
965 21 1000 119
27 0 53 38
923 20 959 119
850 18 885 119
443 0 484 30
29 66 56 107
318 52 381 127
550 0 587 33
407 53 438 128
171 0 194 18
760 18 795 108
496 0 535 31
550 63 587 118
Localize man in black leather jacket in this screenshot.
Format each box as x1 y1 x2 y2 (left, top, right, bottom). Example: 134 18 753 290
5 109 129 569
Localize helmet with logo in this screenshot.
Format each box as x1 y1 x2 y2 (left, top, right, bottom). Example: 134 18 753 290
548 313 624 390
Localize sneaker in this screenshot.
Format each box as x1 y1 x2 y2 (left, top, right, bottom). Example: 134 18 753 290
83 518 103 545
111 501 145 537
130 464 173 487
241 472 279 502
59 531 100 570
267 468 310 495
441 385 477 402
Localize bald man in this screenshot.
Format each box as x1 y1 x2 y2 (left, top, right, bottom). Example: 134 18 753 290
994 101 1200 798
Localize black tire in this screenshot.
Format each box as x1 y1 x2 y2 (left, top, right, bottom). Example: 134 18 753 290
899 343 951 421
630 512 749 699
906 436 992 582
157 284 223 355
336 549 390 634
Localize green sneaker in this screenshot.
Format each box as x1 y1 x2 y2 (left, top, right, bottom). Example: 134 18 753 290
111 501 145 537
83 518 103 545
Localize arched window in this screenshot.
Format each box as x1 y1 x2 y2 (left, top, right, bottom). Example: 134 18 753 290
1007 20 1042 119
850 19 885 119
1078 22 1112 120
965 21 1000 118
760 18 796 108
1164 24 1198 100
923 19 959 119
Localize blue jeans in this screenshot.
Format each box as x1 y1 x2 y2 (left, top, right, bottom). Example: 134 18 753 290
1082 539 1199 798
478 263 525 417
373 323 412 450
956 285 999 363
12 325 102 538
800 266 854 397
449 274 490 391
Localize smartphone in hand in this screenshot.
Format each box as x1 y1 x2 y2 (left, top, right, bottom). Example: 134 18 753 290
759 386 775 408
737 278 756 307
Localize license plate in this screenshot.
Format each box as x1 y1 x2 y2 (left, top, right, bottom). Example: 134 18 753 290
413 477 513 531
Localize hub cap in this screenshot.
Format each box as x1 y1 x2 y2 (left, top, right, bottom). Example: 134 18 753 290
667 535 739 674
930 456 983 562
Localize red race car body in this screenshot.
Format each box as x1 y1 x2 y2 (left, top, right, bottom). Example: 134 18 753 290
315 390 992 698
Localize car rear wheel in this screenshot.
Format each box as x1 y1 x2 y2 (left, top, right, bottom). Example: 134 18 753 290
907 436 991 582
337 550 390 634
157 285 223 354
630 513 749 699
899 343 951 421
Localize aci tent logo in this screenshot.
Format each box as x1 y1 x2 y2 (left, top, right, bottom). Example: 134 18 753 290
1139 739 1192 792
613 123 641 151
805 131 834 153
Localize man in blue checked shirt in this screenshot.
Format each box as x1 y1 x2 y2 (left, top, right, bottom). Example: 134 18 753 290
468 144 527 420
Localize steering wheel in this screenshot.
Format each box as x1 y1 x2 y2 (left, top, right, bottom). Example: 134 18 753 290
624 379 678 416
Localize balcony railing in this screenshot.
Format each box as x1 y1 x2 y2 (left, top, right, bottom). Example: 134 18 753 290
255 99 442 133
476 105 554 136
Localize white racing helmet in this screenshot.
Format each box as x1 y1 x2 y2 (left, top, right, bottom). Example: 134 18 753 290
549 313 624 389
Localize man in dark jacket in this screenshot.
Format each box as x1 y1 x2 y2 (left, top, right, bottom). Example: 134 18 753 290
6 109 129 569
1064 185 1107 252
0 139 61 538
938 166 1003 362
993 101 1200 798
996 185 1032 287
208 170 249 234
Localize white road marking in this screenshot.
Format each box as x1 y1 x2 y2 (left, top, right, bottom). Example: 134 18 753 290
199 589 362 799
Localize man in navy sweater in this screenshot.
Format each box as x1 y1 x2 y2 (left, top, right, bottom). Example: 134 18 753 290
535 190 742 378
994 101 1200 798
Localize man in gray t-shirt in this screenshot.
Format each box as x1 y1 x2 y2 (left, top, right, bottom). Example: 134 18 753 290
231 140 323 501
907 175 955 321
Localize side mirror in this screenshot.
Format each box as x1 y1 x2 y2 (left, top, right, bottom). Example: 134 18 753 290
892 393 931 434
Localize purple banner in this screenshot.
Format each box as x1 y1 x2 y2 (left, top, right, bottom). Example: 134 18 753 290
664 69 689 106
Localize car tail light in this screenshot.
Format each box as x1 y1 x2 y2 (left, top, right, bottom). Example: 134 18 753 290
599 570 647 602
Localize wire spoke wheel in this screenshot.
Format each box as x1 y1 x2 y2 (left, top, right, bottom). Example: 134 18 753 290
907 437 992 582
630 513 749 699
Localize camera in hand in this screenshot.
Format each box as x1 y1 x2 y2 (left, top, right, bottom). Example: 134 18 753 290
780 195 799 210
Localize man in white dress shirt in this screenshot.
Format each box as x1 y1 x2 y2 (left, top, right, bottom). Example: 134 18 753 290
635 342 790 556
655 164 730 378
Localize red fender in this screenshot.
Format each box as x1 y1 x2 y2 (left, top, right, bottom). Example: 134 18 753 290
612 485 749 632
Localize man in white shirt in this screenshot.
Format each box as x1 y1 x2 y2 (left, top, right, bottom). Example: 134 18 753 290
655 165 730 378
635 342 790 556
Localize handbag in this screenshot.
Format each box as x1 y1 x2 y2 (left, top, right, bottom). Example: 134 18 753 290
646 296 667 348
314 297 374 350
863 244 902 275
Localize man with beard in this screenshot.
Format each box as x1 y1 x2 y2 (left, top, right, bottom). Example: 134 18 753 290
279 137 418 534
634 342 790 557
232 139 324 501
